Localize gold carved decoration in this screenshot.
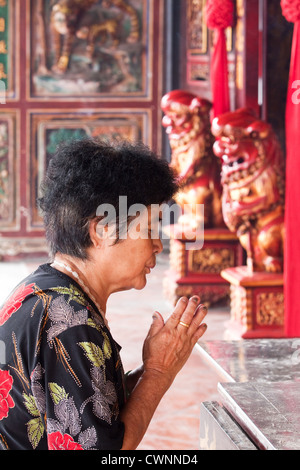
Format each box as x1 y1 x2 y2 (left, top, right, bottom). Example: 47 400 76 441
189 62 210 82
163 278 230 307
235 18 244 53
188 247 235 274
235 18 244 90
230 284 253 331
169 239 186 277
187 0 208 54
236 0 244 17
256 292 284 326
235 0 244 92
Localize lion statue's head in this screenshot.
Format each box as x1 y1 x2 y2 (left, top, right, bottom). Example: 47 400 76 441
212 108 285 272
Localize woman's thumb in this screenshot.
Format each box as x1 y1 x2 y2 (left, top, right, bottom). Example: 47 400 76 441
149 311 164 335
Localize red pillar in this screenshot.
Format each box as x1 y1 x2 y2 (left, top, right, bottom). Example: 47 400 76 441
281 1 300 336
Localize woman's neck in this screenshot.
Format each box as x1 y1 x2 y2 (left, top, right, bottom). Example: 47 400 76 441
51 254 109 318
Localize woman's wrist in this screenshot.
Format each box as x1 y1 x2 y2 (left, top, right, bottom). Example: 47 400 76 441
120 367 172 449
125 365 144 396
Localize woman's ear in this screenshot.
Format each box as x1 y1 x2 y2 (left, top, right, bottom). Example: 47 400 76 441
89 219 105 248
89 218 117 248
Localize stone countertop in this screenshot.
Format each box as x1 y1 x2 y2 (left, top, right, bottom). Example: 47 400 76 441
197 339 300 450
196 339 300 383
219 381 300 450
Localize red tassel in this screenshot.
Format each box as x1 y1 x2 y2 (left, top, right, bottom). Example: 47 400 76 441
281 0 300 23
206 0 234 30
205 0 233 118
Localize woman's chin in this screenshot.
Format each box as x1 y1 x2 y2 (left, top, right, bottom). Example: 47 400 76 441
134 274 148 291
135 278 147 290
119 276 148 292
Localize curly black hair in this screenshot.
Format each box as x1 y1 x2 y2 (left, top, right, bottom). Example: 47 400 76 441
38 138 179 259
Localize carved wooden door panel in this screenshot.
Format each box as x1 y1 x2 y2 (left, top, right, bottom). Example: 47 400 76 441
168 0 238 111
0 0 164 259
170 0 291 148
167 0 263 116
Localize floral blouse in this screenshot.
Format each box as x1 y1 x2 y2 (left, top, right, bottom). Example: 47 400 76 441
0 264 125 450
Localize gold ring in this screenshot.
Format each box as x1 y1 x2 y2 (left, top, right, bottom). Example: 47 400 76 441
179 321 190 329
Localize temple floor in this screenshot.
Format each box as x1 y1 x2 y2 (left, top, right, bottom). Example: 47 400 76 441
0 251 230 450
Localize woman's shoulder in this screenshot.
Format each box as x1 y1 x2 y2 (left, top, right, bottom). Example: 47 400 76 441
0 263 112 379
0 263 107 338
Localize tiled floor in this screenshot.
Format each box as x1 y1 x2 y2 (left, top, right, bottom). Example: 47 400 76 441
0 251 230 450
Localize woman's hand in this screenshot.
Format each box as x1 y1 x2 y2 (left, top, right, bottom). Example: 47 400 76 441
120 296 207 449
142 296 207 384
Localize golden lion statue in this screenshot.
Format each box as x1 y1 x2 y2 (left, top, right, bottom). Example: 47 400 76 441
212 108 285 273
161 90 224 231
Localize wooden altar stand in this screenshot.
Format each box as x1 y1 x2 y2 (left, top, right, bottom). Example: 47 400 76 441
221 267 284 339
163 226 245 306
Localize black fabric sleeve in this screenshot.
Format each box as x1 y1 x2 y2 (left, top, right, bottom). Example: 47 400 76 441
32 297 125 450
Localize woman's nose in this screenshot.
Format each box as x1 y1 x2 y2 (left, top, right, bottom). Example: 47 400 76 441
153 237 163 254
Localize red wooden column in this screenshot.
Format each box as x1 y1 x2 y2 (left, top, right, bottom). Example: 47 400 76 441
235 0 260 115
281 1 300 337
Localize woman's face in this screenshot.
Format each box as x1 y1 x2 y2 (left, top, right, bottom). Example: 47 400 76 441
96 206 163 293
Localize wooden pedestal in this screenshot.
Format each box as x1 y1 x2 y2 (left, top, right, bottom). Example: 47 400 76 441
221 266 285 339
163 227 245 306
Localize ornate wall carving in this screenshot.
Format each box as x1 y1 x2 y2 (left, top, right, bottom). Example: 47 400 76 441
29 0 150 100
0 0 164 258
0 110 19 232
28 109 148 229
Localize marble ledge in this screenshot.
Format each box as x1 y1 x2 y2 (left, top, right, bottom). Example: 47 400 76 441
218 381 300 450
196 338 300 384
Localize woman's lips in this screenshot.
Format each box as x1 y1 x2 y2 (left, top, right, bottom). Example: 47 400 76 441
145 264 156 273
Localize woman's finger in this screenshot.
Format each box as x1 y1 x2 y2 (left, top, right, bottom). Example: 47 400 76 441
188 304 208 332
165 296 190 329
192 323 208 343
176 296 201 331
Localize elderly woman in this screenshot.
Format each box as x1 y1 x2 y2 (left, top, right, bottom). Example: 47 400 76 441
0 139 207 450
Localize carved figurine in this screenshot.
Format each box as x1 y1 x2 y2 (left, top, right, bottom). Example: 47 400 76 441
102 0 140 44
50 0 139 73
161 90 224 230
76 19 120 59
50 0 99 73
212 107 285 273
